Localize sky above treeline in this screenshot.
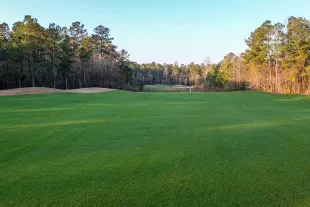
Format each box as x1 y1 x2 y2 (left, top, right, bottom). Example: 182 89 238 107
1 0 310 64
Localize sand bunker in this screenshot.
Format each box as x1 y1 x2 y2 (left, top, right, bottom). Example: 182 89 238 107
0 87 115 96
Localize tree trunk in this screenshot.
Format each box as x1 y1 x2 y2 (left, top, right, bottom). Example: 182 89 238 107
6 76 9 89
53 47 56 88
19 62 23 88
269 69 272 92
19 77 21 88
157 70 159 84
79 74 81 88
275 59 278 92
83 62 86 87
307 76 310 94
237 61 241 90
256 71 259 90
29 53 35 87
65 75 68 89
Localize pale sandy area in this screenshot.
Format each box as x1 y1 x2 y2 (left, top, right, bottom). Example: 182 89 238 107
0 87 115 96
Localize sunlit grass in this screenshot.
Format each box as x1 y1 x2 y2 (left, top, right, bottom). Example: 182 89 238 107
1 91 310 206
276 96 310 102
0 107 73 113
1 119 108 129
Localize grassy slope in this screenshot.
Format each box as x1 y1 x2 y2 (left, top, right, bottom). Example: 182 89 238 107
1 91 310 206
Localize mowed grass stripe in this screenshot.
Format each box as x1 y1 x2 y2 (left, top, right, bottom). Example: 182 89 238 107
1 91 310 206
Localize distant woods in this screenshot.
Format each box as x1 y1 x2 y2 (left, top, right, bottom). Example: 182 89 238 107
132 17 310 94
1 16 310 94
0 15 132 90
243 17 310 94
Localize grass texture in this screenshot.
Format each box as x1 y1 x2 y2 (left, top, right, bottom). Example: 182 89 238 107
1 91 310 206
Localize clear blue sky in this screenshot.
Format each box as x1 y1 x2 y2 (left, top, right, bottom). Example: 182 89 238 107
1 0 310 64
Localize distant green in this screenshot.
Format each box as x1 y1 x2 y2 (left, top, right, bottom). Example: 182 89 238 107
1 91 310 206
144 84 176 91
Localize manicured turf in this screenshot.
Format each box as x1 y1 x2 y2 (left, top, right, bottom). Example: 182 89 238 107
1 91 310 206
144 84 180 91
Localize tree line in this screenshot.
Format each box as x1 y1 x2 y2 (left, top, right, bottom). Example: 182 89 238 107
1 15 310 94
128 55 246 92
130 16 310 94
242 17 310 94
0 15 132 90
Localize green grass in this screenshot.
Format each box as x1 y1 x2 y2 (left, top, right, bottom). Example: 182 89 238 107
144 84 182 91
1 91 310 206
